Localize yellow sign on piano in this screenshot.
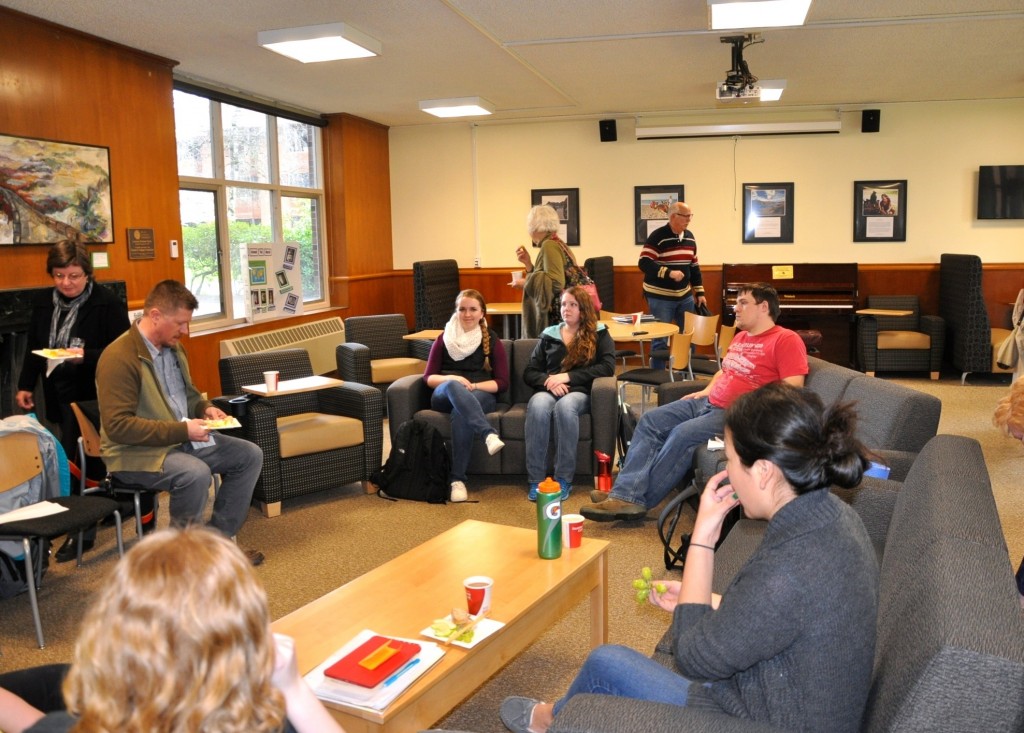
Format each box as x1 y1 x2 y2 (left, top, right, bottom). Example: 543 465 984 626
772 265 794 280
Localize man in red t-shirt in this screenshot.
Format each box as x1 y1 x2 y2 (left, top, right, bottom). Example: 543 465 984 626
582 283 808 522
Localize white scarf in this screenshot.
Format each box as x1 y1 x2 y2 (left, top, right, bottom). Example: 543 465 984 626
443 313 483 361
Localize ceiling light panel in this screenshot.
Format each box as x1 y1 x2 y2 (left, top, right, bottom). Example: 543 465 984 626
709 0 812 30
419 97 495 118
258 23 381 63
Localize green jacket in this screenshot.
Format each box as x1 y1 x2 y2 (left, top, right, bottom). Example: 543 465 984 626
96 324 212 473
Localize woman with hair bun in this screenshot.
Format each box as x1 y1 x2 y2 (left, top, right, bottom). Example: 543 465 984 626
501 382 879 733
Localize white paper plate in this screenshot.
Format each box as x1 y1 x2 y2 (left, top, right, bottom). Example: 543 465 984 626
204 417 242 430
419 615 504 649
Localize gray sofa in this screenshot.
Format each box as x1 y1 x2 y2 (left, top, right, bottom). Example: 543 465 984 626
551 434 1024 732
659 356 943 488
386 338 617 477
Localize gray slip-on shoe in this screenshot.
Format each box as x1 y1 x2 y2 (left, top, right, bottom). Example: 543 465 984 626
500 696 541 733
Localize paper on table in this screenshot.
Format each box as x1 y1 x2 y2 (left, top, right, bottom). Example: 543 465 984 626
305 629 445 711
0 501 68 525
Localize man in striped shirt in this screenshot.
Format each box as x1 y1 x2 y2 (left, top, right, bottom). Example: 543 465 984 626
639 202 707 368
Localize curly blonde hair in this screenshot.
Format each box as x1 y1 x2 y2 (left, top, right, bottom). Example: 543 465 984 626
561 286 599 371
63 528 286 733
993 376 1024 440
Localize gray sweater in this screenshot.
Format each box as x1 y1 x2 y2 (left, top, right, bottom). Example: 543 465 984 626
672 489 879 733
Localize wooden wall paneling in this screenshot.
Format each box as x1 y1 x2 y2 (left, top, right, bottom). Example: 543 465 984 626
0 8 184 299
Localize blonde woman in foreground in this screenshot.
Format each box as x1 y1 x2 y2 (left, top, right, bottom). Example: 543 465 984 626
18 528 345 733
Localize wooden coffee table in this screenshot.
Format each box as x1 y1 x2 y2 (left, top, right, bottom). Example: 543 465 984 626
271 519 609 733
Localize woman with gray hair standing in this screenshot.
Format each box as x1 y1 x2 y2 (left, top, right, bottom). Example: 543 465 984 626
515 205 566 339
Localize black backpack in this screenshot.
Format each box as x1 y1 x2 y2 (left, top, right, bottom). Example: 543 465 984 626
371 420 451 503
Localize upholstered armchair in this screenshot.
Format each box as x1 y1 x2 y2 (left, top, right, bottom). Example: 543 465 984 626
337 314 430 396
219 349 383 517
413 259 461 330
857 295 945 380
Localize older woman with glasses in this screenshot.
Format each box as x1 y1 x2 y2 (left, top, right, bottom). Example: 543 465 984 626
15 239 130 560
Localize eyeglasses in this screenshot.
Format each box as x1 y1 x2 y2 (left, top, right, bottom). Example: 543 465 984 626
53 272 86 282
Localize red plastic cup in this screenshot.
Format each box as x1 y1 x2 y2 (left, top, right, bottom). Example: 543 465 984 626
464 575 493 616
561 513 584 548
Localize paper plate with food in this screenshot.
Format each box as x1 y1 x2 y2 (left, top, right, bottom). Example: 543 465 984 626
32 348 79 360
204 416 242 430
420 607 503 649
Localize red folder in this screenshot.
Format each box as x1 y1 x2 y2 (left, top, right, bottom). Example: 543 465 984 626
323 635 421 688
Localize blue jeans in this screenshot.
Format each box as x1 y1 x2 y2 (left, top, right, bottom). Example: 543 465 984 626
646 294 694 369
431 380 497 482
552 644 694 716
525 390 590 484
611 396 724 509
113 433 262 537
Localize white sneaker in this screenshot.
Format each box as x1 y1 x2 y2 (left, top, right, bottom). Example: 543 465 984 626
450 480 468 502
485 433 505 456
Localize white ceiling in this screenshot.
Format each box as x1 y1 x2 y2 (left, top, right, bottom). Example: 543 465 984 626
7 0 1024 127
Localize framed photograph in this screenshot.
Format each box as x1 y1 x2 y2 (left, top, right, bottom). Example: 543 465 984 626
634 185 685 245
853 180 907 242
531 188 580 245
743 183 794 243
0 133 114 245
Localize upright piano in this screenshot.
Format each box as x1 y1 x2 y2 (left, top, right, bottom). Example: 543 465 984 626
721 263 858 367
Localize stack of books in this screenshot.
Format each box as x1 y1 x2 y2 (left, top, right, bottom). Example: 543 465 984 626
304 629 445 711
611 313 656 324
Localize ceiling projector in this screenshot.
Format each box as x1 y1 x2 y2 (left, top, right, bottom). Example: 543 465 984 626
716 83 761 101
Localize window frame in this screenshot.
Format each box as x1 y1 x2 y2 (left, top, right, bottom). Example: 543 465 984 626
174 88 328 330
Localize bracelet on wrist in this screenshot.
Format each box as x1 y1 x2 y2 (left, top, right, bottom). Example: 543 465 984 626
689 542 716 551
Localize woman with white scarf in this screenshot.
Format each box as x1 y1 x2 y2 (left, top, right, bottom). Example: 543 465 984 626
423 290 510 502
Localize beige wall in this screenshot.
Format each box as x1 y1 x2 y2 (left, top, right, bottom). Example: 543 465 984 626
389 99 1024 269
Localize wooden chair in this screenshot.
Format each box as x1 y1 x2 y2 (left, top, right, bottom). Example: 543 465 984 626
717 323 737 363
684 311 721 375
617 330 695 412
0 431 123 648
70 401 159 539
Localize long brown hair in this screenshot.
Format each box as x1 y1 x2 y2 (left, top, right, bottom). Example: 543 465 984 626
561 286 598 370
455 289 491 370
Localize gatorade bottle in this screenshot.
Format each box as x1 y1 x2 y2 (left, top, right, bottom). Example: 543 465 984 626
537 477 562 559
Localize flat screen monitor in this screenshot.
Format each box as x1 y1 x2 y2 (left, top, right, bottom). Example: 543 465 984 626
977 165 1024 219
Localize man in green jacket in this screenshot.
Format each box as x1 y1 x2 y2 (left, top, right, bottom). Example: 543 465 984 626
96 280 264 564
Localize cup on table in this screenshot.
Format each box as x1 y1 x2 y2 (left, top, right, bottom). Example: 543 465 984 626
561 513 584 548
631 312 643 327
263 370 280 392
464 575 493 616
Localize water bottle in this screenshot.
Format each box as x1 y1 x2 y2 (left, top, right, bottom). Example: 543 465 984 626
594 450 612 493
537 477 562 559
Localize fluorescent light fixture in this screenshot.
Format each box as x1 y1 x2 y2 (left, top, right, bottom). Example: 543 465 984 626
758 79 786 101
419 97 495 118
708 0 812 30
258 22 381 63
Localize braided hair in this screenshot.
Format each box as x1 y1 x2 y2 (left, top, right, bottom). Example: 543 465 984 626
455 289 491 371
725 382 869 494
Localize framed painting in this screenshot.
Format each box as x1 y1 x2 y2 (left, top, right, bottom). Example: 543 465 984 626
634 184 684 244
854 180 907 242
531 188 580 245
0 133 114 245
742 182 794 243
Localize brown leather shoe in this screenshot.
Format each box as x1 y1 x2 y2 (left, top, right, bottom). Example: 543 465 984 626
589 490 611 503
580 498 647 522
243 548 265 566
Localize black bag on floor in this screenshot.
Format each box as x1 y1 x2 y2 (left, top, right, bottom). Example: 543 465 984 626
371 420 451 504
616 400 639 470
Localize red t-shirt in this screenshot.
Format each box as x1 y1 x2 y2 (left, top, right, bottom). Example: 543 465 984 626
709 326 809 409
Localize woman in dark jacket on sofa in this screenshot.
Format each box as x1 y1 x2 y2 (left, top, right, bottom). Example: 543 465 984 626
503 382 879 733
523 286 614 501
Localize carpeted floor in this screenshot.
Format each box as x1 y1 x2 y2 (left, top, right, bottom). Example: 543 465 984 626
1 371 1020 733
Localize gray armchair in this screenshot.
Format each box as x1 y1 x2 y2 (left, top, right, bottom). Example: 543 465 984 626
219 349 384 517
387 338 618 476
857 295 944 380
336 314 430 396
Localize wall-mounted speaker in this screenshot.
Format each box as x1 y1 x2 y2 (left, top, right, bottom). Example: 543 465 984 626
861 109 881 133
599 119 617 142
